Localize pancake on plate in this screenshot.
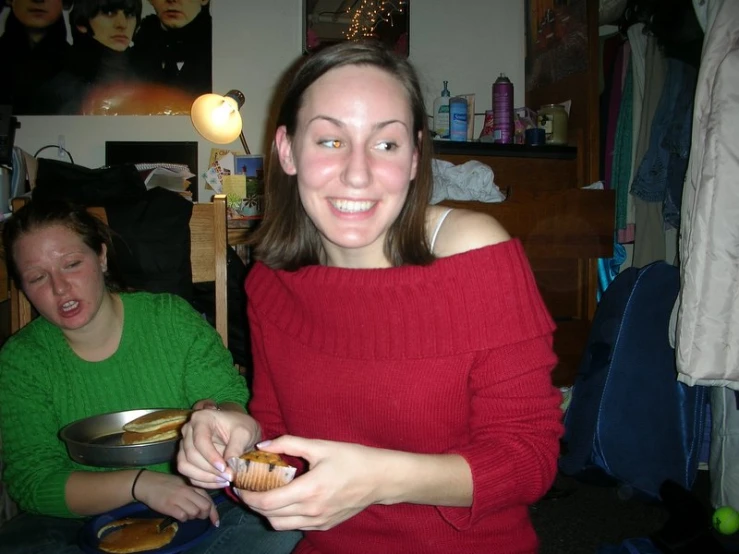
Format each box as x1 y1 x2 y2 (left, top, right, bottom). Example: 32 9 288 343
97 517 178 553
123 409 191 433
120 409 191 445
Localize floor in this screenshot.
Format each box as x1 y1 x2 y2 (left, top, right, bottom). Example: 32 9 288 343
531 471 739 554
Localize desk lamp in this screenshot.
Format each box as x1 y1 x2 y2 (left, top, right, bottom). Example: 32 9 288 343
190 90 251 154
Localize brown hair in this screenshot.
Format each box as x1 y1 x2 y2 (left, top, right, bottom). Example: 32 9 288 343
2 199 124 292
251 41 434 270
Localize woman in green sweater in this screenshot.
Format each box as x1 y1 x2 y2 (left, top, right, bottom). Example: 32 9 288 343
0 199 300 553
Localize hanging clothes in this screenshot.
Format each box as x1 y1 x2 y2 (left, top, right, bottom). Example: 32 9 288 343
676 0 739 389
629 36 667 266
601 37 628 190
630 57 697 266
631 59 697 206
612 53 634 242
614 0 703 265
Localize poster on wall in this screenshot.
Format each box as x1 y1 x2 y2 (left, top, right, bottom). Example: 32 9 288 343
0 0 212 116
525 0 588 91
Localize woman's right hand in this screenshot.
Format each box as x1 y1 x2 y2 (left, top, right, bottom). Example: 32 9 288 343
177 409 262 489
134 471 219 526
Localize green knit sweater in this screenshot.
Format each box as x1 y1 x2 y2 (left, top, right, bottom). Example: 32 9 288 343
0 292 248 518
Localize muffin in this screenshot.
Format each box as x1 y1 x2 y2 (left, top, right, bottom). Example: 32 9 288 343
227 450 297 492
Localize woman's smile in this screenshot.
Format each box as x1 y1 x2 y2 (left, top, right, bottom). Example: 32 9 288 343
329 199 377 214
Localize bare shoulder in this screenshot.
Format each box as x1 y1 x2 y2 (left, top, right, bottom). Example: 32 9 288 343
428 206 511 258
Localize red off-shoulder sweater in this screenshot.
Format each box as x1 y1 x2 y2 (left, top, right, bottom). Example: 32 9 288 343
246 239 563 554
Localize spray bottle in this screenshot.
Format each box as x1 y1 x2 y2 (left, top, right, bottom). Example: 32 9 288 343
493 73 514 144
433 81 451 139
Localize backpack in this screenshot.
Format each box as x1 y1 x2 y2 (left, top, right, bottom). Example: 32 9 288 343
558 261 709 500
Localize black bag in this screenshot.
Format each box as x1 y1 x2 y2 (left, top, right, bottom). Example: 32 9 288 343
105 187 193 301
34 158 146 204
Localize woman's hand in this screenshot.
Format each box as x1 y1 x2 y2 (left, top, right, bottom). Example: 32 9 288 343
177 409 262 489
234 436 386 531
192 398 219 411
134 471 219 526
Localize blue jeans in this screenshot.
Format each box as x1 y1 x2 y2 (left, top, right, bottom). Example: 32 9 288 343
189 498 302 554
0 497 302 554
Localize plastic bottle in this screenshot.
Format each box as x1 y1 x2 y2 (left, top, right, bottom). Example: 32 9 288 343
493 73 514 144
449 96 468 142
432 81 451 139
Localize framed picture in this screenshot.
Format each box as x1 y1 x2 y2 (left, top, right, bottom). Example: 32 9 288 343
232 154 264 221
303 0 409 56
105 141 199 201
525 0 589 91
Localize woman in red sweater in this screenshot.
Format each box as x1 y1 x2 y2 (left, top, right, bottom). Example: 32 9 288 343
178 41 563 554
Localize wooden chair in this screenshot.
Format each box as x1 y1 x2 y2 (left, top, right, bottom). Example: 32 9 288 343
189 194 229 346
8 194 230 348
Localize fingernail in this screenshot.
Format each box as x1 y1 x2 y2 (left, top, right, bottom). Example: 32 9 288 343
256 440 272 448
215 519 220 528
217 477 230 485
214 462 225 472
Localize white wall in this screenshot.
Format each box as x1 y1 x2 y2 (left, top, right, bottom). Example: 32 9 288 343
12 0 525 200
411 0 526 134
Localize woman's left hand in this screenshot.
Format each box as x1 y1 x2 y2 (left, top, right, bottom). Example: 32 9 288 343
192 398 219 411
234 436 386 531
177 409 261 489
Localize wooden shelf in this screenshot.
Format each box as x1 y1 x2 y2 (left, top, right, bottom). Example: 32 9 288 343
433 140 577 160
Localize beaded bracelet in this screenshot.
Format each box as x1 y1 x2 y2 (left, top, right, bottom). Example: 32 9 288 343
131 468 146 502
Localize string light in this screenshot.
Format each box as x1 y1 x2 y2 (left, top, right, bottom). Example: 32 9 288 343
343 0 406 41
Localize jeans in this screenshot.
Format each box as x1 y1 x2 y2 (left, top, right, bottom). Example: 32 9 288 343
189 498 302 554
0 496 302 554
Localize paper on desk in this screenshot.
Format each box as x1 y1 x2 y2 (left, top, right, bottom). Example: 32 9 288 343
142 166 195 192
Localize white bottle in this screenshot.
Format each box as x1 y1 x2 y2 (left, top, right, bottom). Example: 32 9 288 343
433 81 451 139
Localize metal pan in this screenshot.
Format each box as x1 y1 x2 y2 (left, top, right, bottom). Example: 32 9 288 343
59 409 181 468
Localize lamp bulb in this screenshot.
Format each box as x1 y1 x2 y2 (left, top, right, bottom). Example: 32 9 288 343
211 101 235 126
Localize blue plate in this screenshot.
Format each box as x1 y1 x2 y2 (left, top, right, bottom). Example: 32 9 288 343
78 501 216 554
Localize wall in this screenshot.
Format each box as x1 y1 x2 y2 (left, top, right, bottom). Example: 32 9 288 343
12 0 525 201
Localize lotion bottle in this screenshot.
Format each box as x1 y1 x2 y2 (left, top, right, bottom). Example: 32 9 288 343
449 96 468 142
433 81 451 139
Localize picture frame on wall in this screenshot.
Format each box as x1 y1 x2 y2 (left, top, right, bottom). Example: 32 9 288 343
525 0 588 91
303 0 409 56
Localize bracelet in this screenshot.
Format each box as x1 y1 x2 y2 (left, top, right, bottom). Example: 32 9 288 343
131 468 146 502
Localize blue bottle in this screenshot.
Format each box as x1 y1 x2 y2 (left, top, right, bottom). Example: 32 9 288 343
449 97 468 142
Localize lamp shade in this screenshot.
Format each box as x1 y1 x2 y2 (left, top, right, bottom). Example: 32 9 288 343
190 91 244 144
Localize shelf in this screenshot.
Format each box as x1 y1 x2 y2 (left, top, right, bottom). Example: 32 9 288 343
432 140 577 160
